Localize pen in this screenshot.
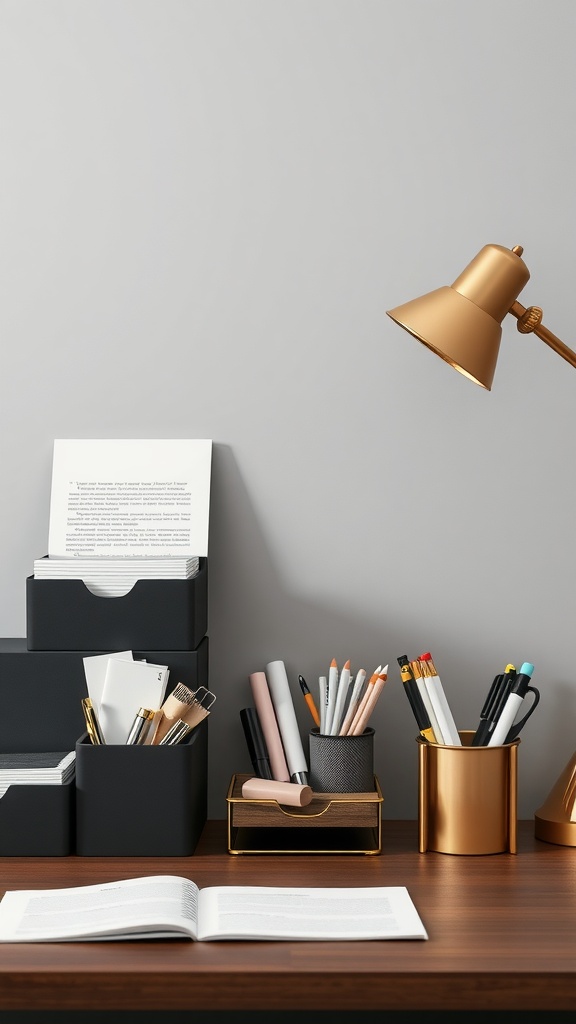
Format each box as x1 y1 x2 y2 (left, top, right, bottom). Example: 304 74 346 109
503 679 541 743
339 668 367 736
318 675 328 734
81 697 106 745
126 707 155 745
478 665 518 746
411 658 442 744
329 659 351 735
324 658 339 735
298 675 320 728
418 652 461 746
487 662 539 746
471 665 515 746
397 656 435 742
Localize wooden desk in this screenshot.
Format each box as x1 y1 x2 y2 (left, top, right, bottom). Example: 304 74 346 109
0 819 575 1012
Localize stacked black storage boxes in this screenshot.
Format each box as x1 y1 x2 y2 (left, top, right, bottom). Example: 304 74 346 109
0 560 209 855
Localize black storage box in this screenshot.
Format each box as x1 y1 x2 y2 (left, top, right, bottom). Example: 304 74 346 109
0 779 75 856
75 717 208 856
26 557 208 651
0 638 209 752
0 640 81 856
0 638 209 855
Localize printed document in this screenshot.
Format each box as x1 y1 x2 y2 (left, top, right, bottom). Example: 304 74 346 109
47 439 212 558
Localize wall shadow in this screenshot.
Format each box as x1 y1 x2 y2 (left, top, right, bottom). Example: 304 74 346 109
207 444 421 820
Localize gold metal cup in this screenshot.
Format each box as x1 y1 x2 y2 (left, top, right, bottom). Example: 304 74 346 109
417 730 519 855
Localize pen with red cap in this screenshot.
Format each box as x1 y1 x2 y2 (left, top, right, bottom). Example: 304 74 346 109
397 656 436 743
417 652 461 746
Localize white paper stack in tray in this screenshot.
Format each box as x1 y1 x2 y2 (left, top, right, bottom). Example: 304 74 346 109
32 556 199 597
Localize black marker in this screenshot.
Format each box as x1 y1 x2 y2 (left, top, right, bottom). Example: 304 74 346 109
240 707 273 779
471 665 516 746
397 656 435 743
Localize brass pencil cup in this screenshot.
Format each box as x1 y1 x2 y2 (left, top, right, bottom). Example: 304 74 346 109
417 730 520 855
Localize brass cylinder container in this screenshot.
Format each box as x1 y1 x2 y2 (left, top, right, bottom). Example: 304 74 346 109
418 730 519 855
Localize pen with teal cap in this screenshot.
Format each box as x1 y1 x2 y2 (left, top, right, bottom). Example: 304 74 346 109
487 662 540 746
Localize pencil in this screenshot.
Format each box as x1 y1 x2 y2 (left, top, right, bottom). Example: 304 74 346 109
350 668 388 735
324 658 339 735
329 659 351 735
319 675 327 733
344 664 382 736
339 668 367 736
298 674 320 727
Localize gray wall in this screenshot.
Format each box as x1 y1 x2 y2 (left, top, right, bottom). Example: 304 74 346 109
1 0 575 821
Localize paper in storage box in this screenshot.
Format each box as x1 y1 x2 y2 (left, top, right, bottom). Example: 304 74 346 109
27 439 212 652
47 439 212 559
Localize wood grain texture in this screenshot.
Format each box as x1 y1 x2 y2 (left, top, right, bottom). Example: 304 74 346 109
0 820 575 1011
229 772 381 828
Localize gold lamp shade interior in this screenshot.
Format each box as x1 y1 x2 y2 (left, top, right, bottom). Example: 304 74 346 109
387 244 530 390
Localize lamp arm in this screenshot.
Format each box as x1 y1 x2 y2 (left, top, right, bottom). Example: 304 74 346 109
509 301 576 370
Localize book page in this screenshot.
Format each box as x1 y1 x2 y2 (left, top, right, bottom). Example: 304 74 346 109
48 439 212 558
197 886 428 941
0 876 199 942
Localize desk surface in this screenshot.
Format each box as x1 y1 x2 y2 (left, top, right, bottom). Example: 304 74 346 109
0 819 575 1012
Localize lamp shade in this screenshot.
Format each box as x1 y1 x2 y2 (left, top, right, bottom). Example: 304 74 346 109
387 244 530 390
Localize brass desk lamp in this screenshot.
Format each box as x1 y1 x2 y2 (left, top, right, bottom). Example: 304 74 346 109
387 242 576 845
387 242 576 390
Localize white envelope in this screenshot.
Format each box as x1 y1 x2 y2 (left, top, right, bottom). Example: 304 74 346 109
82 651 135 714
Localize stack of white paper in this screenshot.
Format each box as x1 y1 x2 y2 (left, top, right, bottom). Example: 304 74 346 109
33 556 199 597
0 751 75 797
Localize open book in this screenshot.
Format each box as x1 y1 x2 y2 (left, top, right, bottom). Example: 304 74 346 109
0 875 428 942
